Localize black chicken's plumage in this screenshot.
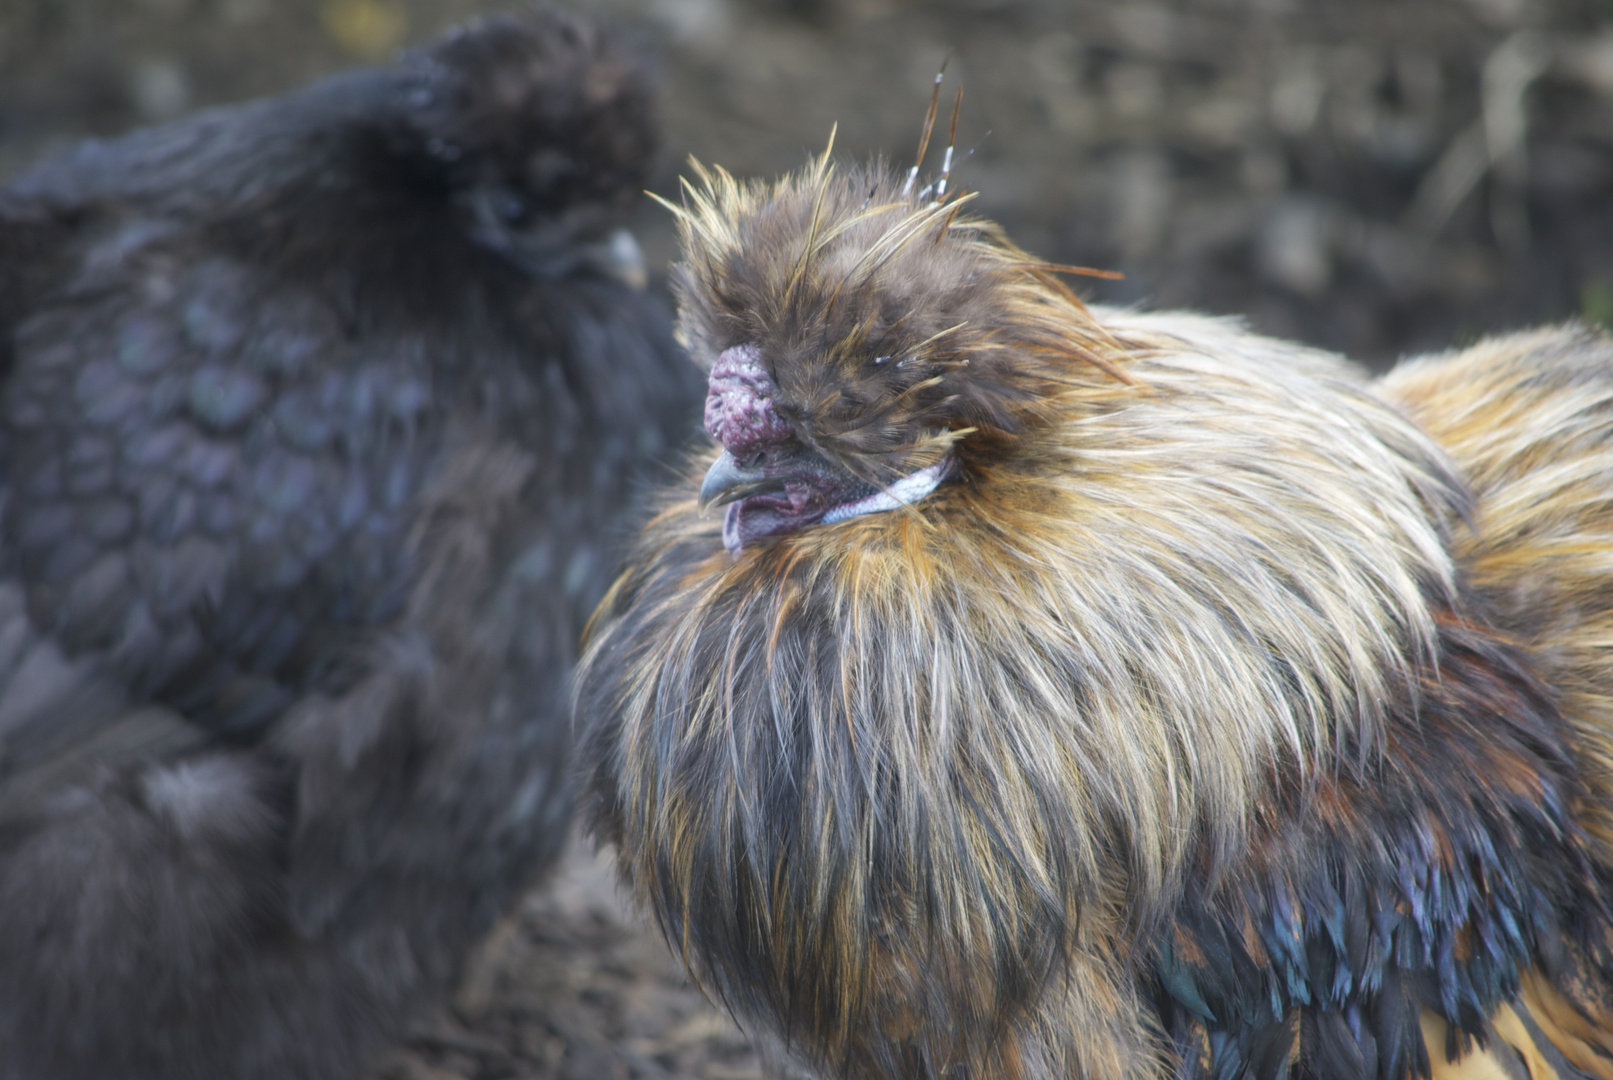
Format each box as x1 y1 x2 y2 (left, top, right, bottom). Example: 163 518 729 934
0 9 699 1078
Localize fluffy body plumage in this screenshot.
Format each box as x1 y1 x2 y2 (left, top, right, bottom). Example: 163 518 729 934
0 10 698 1078
576 154 1613 1080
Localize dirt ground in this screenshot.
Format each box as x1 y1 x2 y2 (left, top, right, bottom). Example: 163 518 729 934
371 837 767 1080
5 1 1613 1077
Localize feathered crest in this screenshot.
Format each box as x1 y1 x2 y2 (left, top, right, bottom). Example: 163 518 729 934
654 124 1131 488
405 7 656 210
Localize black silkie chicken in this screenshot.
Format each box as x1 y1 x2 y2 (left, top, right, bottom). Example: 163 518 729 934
576 145 1613 1080
0 9 698 1078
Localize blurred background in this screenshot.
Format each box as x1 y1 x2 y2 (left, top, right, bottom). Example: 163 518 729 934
3 2 1611 1078
3 0 1613 367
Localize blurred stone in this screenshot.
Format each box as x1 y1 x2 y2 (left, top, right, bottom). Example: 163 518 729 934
319 0 407 59
1110 148 1171 262
218 0 271 26
741 0 828 16
1269 52 1324 135
705 1067 765 1080
1258 196 1334 295
1581 278 1613 329
651 0 734 50
1559 31 1613 96
1241 149 1287 196
1346 218 1429 298
451 916 523 1023
1027 33 1090 137
1481 30 1551 182
1441 246 1501 299
1370 116 1434 168
1461 0 1532 28
1394 50 1445 114
129 59 190 121
1106 62 1164 125
1112 4 1174 56
1326 45 1386 147
1172 196 1259 256
383 1061 464 1080
1406 120 1488 234
1533 143 1612 195
561 1040 630 1080
1186 89 1260 147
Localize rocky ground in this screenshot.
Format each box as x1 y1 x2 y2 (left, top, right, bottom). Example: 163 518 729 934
5 1 1613 1077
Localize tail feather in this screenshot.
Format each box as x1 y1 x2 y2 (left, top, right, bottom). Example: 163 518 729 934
1422 967 1613 1080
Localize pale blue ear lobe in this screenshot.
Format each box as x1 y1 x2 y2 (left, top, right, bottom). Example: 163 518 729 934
820 454 954 524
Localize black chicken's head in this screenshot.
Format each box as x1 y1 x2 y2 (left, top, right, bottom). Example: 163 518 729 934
401 6 657 282
668 156 1127 553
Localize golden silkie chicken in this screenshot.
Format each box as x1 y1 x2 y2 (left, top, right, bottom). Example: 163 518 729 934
574 137 1613 1080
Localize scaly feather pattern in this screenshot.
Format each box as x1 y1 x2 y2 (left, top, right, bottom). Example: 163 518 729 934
576 154 1613 1080
0 10 700 1078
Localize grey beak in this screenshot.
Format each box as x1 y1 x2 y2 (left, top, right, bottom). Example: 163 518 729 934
698 451 775 516
588 229 648 291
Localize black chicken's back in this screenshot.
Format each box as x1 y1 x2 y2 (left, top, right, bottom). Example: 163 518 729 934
0 8 700 1078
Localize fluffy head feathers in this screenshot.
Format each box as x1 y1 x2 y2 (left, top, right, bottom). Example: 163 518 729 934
664 154 1128 486
403 7 656 273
